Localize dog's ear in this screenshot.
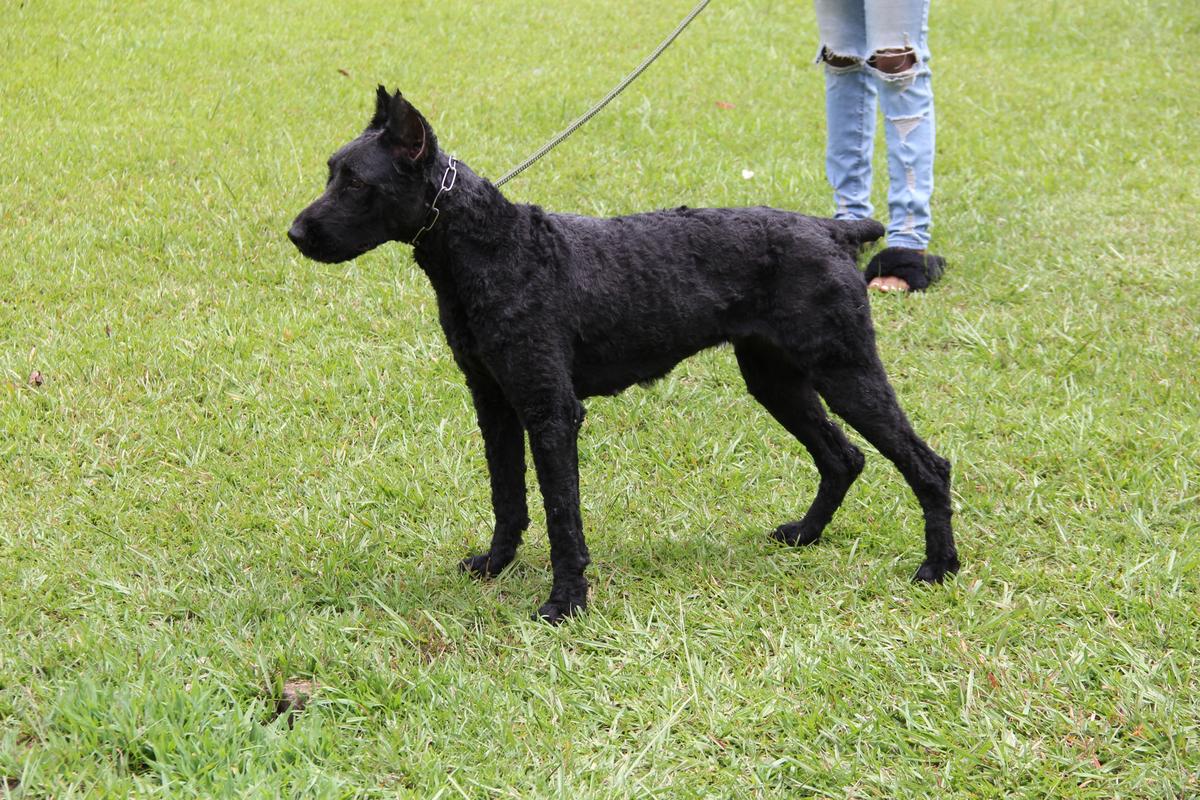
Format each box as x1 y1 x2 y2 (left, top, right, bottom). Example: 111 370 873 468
369 84 391 129
383 91 433 164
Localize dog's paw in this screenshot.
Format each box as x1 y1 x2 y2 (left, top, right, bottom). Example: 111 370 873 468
912 555 961 584
532 597 586 625
769 521 822 547
458 552 512 580
532 580 589 625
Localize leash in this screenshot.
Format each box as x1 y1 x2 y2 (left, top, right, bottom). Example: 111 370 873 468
494 0 712 188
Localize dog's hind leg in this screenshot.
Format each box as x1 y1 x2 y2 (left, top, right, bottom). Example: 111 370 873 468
811 358 959 583
459 370 530 579
734 341 865 547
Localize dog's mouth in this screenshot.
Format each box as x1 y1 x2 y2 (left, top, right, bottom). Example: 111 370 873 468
293 244 367 264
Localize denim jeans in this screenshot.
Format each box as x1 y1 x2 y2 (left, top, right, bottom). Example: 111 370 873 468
814 0 935 250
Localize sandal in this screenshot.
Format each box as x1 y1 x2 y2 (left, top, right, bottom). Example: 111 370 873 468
864 247 946 292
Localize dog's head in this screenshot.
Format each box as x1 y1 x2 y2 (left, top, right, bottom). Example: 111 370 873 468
288 87 438 263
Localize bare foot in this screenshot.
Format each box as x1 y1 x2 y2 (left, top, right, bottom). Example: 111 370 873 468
868 275 910 292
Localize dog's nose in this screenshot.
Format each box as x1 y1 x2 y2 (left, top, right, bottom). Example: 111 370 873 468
287 220 308 247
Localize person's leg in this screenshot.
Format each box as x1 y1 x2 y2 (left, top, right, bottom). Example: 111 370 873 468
814 1 875 221
864 0 942 292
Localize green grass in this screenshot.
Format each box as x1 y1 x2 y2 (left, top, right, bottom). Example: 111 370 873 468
2 0 1198 796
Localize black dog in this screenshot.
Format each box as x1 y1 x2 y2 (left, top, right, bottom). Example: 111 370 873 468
289 87 959 623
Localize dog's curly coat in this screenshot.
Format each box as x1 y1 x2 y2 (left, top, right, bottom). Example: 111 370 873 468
288 88 959 623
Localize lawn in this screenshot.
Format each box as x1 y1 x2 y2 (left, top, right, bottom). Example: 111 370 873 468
2 0 1198 797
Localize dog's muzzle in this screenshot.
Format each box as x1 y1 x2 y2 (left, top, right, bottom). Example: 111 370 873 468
287 219 310 249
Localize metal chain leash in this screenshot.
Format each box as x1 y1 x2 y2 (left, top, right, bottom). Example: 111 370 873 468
494 0 712 188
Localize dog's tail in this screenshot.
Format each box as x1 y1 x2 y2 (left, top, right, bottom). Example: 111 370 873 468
826 218 886 259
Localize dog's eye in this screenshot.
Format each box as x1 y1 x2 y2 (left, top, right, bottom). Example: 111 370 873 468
346 177 366 191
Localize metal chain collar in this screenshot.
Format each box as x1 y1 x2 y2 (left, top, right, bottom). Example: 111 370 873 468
410 155 458 245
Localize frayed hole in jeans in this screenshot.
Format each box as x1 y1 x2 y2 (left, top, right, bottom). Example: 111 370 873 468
869 47 922 84
889 114 926 143
819 46 863 72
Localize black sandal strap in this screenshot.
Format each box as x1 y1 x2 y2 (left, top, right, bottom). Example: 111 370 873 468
864 247 946 291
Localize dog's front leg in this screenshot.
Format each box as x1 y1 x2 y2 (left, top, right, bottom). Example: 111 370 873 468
459 372 529 579
525 395 590 624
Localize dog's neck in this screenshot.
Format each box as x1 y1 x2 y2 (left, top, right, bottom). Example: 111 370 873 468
409 151 518 274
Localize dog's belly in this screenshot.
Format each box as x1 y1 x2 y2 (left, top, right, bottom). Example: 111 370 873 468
570 335 723 398
571 355 677 397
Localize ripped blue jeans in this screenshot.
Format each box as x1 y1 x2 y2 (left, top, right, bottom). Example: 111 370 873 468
815 0 935 250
